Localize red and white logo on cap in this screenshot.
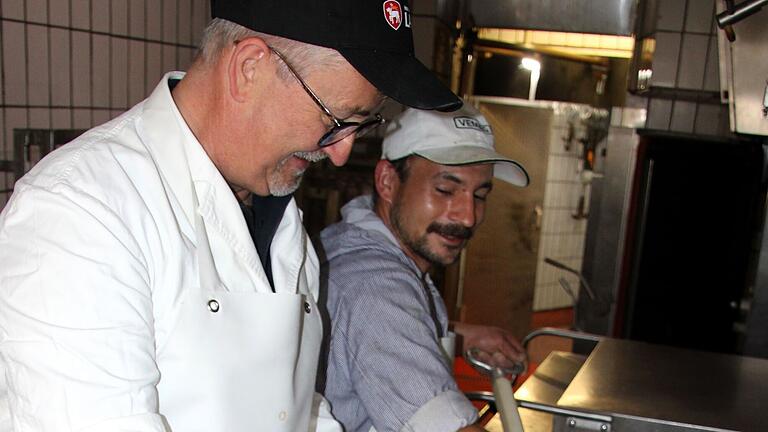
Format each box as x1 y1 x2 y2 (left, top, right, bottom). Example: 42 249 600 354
383 0 402 30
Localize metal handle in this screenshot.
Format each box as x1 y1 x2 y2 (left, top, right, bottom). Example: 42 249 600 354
522 327 603 350
492 374 524 432
464 348 527 377
465 349 525 432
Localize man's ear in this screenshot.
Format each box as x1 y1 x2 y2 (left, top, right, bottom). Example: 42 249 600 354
227 37 270 103
374 159 400 205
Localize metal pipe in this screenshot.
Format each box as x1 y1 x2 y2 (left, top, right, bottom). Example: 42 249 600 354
492 371 524 432
464 391 497 405
543 257 597 301
716 0 768 28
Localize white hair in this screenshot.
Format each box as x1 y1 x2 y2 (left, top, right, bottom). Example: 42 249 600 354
196 18 345 78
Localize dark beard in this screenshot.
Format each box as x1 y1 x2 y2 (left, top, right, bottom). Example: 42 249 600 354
390 198 472 267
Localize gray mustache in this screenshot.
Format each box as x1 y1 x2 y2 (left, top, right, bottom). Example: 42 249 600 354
294 151 328 162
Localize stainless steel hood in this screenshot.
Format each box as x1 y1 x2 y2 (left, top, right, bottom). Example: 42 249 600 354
467 0 637 36
717 3 768 136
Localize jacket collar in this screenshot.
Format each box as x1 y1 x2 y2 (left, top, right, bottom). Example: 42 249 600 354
136 72 307 293
338 194 432 282
136 72 197 241
340 194 401 247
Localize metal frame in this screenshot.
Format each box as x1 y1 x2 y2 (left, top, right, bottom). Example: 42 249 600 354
522 327 603 350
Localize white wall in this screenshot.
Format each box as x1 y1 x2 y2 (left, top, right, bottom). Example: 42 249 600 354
640 0 730 135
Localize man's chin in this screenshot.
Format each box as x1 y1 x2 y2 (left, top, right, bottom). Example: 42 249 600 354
440 253 462 267
268 173 304 196
422 247 462 268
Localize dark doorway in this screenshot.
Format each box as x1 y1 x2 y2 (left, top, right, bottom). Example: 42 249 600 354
621 132 765 354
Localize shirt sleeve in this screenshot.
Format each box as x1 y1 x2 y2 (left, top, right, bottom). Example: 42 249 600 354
328 253 477 432
0 369 10 432
0 184 167 431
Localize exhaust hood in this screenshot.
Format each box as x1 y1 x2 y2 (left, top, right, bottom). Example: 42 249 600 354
467 0 637 36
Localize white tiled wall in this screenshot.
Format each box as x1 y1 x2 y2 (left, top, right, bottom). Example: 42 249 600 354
641 0 730 136
411 0 454 86
0 0 210 208
533 105 609 311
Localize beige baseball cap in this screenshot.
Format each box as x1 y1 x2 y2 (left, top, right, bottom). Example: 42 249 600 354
381 104 529 187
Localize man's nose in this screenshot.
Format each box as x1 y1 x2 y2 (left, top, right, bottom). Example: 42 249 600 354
322 134 356 167
451 194 477 228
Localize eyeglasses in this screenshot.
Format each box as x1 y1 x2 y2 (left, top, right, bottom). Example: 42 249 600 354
269 47 384 148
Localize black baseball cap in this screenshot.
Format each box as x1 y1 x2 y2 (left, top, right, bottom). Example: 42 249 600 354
211 0 462 112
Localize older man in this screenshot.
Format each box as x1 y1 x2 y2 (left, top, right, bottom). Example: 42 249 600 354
319 105 529 432
0 0 460 431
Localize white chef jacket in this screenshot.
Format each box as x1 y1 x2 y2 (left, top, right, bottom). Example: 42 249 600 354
0 72 340 432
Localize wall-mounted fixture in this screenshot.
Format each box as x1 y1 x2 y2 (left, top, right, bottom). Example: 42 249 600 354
520 57 541 101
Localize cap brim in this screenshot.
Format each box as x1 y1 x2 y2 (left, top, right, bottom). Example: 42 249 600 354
414 146 530 187
338 47 462 112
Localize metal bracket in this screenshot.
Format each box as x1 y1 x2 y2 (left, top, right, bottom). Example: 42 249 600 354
562 417 611 432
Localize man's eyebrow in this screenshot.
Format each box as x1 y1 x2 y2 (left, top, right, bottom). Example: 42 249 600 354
352 107 372 117
335 105 372 119
340 96 387 119
435 172 464 184
435 171 493 190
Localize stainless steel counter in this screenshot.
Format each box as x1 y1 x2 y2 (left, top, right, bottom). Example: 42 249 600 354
487 351 585 432
488 338 768 431
557 338 768 431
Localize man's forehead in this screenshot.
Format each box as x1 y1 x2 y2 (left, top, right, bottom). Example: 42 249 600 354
435 165 494 184
410 157 493 184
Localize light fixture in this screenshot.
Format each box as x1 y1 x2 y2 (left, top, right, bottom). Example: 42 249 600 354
521 57 541 101
521 57 541 72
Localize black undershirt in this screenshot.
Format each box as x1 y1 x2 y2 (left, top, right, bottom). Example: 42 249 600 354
240 194 292 291
168 77 290 291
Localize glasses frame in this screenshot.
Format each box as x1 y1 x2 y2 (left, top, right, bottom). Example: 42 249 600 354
269 47 384 148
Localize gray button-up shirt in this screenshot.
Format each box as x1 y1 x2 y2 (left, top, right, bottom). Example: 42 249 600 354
318 195 477 432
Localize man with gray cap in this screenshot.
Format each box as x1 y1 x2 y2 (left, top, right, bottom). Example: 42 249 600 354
319 104 529 432
0 1 461 431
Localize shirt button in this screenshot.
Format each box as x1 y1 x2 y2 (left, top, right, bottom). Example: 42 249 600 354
278 410 287 421
304 301 312 314
207 299 220 313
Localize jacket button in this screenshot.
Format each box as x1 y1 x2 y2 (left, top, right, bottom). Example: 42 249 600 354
304 301 311 314
207 299 220 313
